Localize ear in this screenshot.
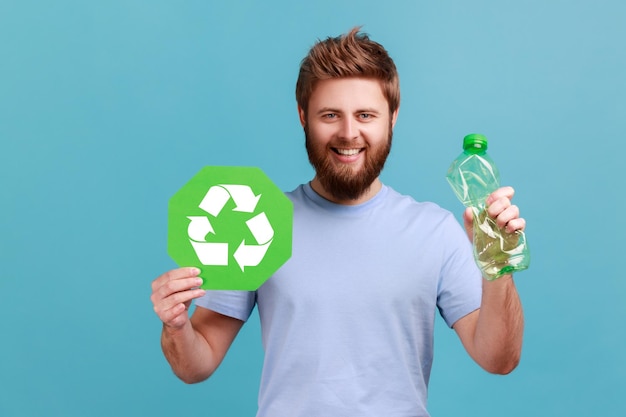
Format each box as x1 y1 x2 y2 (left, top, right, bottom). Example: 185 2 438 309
391 107 399 128
298 105 306 128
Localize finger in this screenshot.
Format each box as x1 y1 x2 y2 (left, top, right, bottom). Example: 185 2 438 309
151 267 200 291
151 277 204 309
463 207 474 240
156 276 204 298
463 207 474 224
490 203 518 227
504 217 526 233
154 288 206 321
157 296 204 326
161 287 206 312
154 290 203 321
486 186 515 207
492 204 525 232
486 196 512 219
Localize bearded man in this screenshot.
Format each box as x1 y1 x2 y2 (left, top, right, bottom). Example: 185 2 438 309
151 27 525 417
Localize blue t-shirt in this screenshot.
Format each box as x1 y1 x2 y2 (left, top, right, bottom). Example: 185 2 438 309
195 183 482 417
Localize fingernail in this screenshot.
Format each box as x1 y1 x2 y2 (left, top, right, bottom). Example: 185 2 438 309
191 267 201 275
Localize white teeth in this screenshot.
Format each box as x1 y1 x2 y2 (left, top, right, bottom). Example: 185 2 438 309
336 148 360 156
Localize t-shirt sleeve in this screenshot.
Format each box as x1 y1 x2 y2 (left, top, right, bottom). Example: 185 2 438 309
194 290 257 322
436 213 483 328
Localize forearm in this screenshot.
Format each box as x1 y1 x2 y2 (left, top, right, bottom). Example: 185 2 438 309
161 321 217 383
472 275 524 374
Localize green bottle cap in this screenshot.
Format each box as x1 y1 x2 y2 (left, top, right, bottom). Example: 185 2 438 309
463 133 488 152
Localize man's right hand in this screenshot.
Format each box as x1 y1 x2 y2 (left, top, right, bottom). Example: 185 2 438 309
150 267 206 330
151 267 243 383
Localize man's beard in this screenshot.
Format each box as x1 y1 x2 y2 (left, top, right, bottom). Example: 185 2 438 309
305 126 392 202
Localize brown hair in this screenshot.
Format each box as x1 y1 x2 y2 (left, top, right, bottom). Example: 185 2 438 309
296 27 400 117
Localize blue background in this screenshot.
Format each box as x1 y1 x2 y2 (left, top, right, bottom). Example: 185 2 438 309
2 1 625 416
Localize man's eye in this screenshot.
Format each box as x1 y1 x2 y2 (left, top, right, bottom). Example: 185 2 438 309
359 113 372 119
323 113 337 119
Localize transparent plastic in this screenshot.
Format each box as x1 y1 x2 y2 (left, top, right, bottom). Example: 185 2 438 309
446 134 530 280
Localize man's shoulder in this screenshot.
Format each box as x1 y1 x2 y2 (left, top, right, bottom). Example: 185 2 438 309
283 184 307 207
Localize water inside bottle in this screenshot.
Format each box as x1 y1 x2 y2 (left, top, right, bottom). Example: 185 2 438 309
472 207 530 280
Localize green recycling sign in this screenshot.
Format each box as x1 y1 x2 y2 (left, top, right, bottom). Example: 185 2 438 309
168 166 293 290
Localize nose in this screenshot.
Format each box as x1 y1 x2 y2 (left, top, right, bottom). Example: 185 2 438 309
338 117 358 140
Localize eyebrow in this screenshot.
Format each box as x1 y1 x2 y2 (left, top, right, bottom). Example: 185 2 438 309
316 107 341 115
356 108 381 115
315 107 382 115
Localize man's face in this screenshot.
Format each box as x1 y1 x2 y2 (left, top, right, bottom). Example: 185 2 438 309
300 77 398 203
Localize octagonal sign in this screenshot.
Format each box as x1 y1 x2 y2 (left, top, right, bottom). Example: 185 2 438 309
168 166 293 290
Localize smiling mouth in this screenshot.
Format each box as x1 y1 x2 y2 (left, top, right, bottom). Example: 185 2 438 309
332 148 363 156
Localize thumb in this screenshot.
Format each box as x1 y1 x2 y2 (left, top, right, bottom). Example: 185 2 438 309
463 207 474 242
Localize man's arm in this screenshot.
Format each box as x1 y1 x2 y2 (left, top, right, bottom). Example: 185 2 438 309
151 267 244 383
453 186 525 374
453 276 523 374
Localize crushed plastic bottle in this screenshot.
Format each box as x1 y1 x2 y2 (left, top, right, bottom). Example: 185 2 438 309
446 133 530 280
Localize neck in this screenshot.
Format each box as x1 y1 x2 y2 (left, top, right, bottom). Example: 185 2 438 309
310 177 382 205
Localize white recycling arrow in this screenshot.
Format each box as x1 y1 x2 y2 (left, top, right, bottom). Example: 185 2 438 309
199 184 261 217
246 212 274 244
187 216 215 241
233 212 274 271
222 185 261 213
187 216 226 265
199 186 231 217
233 240 272 271
190 241 229 266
